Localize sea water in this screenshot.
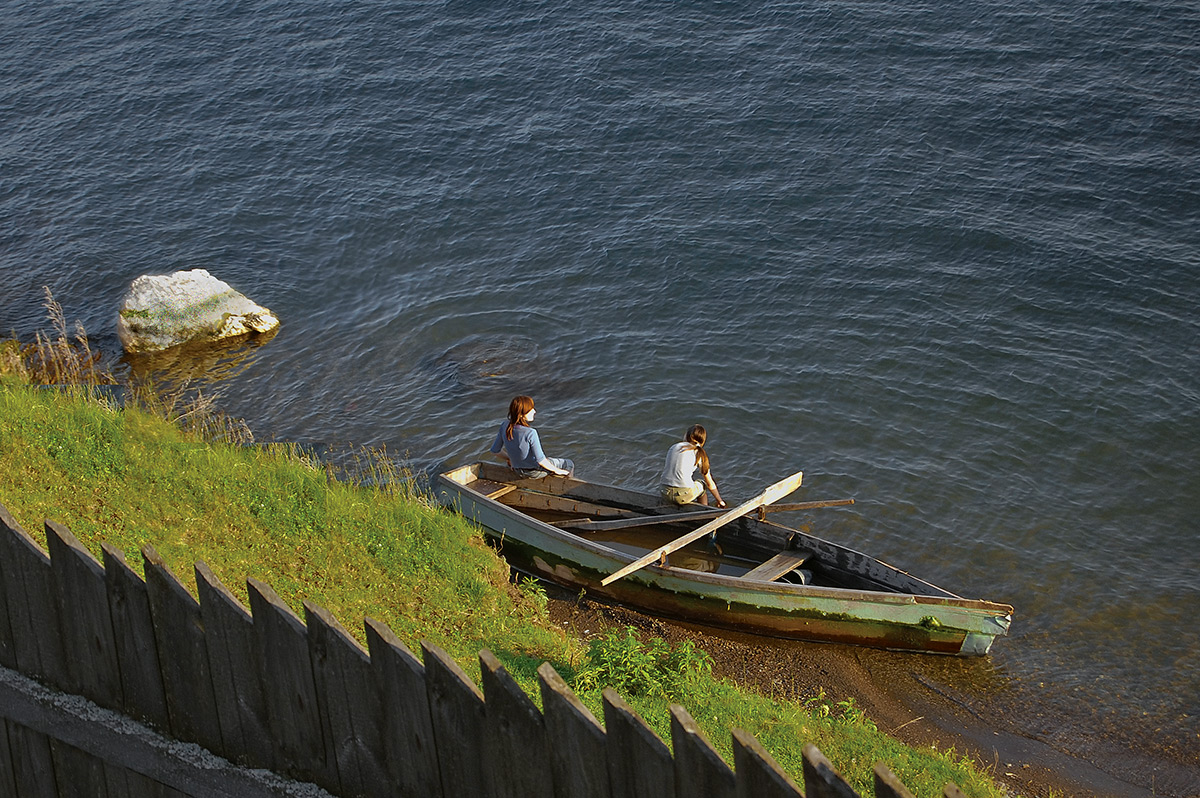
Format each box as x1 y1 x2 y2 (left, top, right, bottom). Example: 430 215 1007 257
4 0 1197 780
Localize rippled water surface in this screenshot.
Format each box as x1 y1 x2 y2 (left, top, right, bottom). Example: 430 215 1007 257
4 0 1198 777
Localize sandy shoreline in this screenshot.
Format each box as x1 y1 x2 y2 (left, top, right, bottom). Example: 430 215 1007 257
547 593 1199 798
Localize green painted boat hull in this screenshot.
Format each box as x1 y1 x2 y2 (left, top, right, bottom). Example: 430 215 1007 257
436 463 1012 656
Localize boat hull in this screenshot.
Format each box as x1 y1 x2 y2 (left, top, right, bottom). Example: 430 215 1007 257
436 463 1012 656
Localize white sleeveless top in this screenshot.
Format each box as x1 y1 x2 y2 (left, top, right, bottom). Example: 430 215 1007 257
661 442 700 487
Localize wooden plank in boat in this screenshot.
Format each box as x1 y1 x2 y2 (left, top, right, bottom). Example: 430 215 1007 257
494 488 641 519
557 509 720 532
468 478 515 499
742 550 813 582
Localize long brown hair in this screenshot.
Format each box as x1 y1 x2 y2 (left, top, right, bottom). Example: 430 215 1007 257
505 395 535 440
685 424 710 475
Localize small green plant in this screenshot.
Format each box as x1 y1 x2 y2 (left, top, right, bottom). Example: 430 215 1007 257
515 576 549 615
805 687 833 718
573 626 712 699
836 697 877 732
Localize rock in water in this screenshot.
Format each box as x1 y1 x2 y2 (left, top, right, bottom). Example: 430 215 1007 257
117 269 280 353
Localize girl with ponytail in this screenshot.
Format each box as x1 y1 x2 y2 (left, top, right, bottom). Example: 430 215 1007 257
490 395 574 478
660 424 725 507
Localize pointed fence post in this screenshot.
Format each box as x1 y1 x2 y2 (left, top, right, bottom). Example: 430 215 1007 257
422 640 488 797
0 507 67 686
306 602 390 798
671 704 736 798
44 520 122 710
480 650 554 798
732 728 805 798
246 578 333 788
142 545 223 755
364 619 443 798
102 543 169 731
603 688 674 798
0 529 14 671
537 662 609 798
801 743 860 798
874 762 916 798
195 562 274 769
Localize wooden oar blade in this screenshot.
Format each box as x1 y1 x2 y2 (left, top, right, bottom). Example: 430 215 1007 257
600 470 803 586
760 498 855 514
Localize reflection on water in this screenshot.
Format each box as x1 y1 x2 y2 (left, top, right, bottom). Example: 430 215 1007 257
120 329 279 391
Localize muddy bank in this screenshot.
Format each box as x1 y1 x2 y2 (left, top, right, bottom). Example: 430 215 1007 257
547 593 1199 798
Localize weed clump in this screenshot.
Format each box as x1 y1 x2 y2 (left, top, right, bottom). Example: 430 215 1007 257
574 625 712 699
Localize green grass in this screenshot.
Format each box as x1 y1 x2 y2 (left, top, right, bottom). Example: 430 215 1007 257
0 377 565 666
0 325 1006 797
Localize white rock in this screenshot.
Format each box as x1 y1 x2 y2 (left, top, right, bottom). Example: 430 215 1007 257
116 269 280 353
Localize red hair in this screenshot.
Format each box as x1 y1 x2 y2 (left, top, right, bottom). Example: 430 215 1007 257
506 395 535 440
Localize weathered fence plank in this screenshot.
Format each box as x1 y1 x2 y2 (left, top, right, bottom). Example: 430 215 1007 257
480 649 554 798
875 762 917 798
246 578 332 787
104 765 187 798
731 728 804 798
142 546 224 755
0 508 20 670
45 519 123 710
306 602 390 798
364 618 443 798
537 662 609 798
5 721 57 798
49 736 108 796
103 544 170 731
801 742 860 798
0 719 18 795
670 704 736 798
195 562 274 769
0 508 68 686
422 640 489 797
603 688 675 798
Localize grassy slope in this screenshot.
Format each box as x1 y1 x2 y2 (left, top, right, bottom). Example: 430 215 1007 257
0 378 1002 797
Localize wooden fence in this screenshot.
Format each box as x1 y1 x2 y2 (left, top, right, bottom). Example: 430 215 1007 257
0 503 966 798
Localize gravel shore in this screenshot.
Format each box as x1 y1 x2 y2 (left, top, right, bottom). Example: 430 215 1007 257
548 594 1198 798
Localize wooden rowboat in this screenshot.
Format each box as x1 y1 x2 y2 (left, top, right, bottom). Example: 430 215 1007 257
434 462 1013 656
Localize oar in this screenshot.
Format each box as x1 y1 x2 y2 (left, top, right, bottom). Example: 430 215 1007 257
757 498 854 518
600 471 803 586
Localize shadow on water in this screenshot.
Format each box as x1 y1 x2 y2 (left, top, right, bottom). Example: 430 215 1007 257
425 332 593 401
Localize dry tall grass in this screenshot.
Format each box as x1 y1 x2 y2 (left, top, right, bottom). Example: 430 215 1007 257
17 287 116 386
3 287 253 446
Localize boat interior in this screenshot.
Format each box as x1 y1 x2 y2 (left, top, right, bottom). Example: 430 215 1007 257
450 464 942 596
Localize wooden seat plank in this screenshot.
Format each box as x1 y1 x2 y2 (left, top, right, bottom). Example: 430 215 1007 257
741 550 813 582
469 479 513 498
